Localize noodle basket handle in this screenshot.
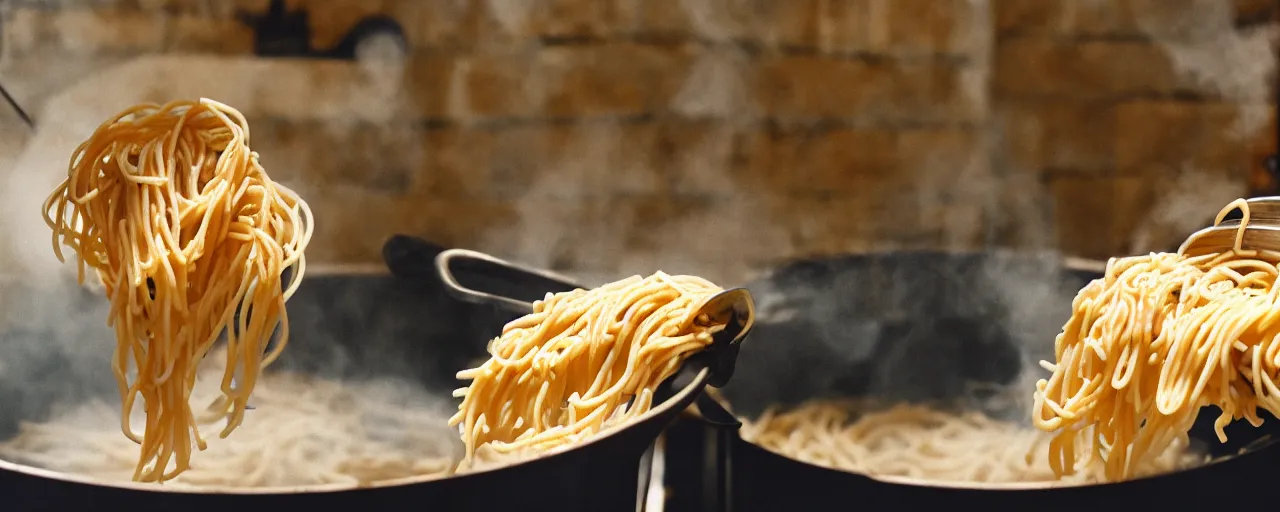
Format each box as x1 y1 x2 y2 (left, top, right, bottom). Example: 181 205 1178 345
434 248 584 314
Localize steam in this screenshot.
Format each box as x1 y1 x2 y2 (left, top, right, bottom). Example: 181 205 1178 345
473 36 785 286
1121 1 1278 253
1136 1 1278 136
1128 168 1248 254
0 1 1273 486
0 47 456 472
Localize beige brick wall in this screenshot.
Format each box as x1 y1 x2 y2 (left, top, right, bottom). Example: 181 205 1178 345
0 0 1275 284
992 0 1278 259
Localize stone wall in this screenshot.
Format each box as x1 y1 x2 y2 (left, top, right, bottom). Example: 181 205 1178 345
994 0 1279 257
0 0 1275 284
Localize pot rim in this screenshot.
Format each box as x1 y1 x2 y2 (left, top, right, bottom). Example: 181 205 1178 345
0 367 712 494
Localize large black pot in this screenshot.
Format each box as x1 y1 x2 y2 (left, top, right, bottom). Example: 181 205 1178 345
663 250 1280 512
0 237 726 512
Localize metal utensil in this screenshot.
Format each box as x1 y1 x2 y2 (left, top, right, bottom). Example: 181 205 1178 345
0 79 34 129
1178 197 1280 256
434 247 756 388
381 234 449 285
433 248 582 313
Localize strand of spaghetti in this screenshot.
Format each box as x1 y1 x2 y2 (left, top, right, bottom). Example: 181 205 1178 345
41 99 313 482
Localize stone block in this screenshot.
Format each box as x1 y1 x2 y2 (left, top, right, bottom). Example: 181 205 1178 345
636 0 985 56
995 100 1117 174
897 128 986 182
1245 106 1278 193
5 7 167 56
304 189 516 264
404 51 458 120
754 55 984 124
1114 100 1255 179
806 0 878 54
985 172 1055 250
398 40 696 123
991 102 1044 174
1233 0 1277 25
653 120 741 197
387 0 488 49
302 0 389 52
252 118 425 196
1047 174 1116 259
445 48 543 119
424 121 664 201
537 43 695 118
164 16 253 53
873 0 987 57
994 38 1180 99
740 127 899 195
742 127 986 200
994 0 1070 37
524 0 637 39
998 0 1269 39
633 0 777 43
1112 167 1249 254
419 126 502 199
1073 0 1258 40
774 193 882 258
465 193 679 274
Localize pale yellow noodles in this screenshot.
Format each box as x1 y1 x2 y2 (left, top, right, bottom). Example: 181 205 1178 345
41 99 313 482
0 353 458 487
449 272 725 469
743 401 1203 484
1034 198 1280 481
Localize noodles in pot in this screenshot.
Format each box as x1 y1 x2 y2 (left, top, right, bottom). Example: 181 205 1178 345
450 272 725 469
1034 198 1280 480
41 99 313 482
743 401 1203 484
0 350 459 487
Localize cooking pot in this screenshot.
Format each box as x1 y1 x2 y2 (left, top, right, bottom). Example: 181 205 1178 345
0 236 743 512
662 250 1280 512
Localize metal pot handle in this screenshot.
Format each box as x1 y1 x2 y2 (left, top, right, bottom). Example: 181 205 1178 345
434 248 582 314
424 241 753 512
691 393 738 512
1061 256 1107 274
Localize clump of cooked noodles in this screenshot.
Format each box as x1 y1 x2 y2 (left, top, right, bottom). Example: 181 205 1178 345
0 350 460 488
41 99 313 482
450 272 726 469
1034 198 1280 480
743 401 1204 484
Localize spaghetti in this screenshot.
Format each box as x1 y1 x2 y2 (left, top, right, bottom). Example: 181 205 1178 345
40 99 314 482
450 272 725 468
743 401 1203 484
0 352 458 488
1033 198 1280 480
